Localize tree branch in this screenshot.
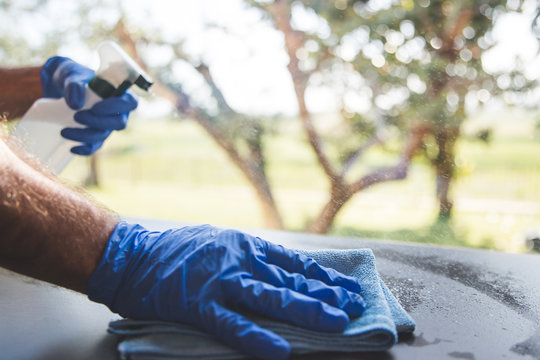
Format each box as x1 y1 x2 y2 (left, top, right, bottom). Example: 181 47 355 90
194 63 235 114
349 123 428 193
340 135 382 177
268 0 338 180
439 8 475 60
112 18 283 229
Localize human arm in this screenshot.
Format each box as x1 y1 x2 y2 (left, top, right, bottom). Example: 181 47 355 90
0 136 366 359
0 67 43 119
0 135 118 291
1 57 138 155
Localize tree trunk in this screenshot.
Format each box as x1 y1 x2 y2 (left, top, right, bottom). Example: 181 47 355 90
194 113 284 229
434 127 459 218
307 181 352 234
308 123 428 233
245 165 283 229
112 21 284 229
257 189 283 229
84 154 99 187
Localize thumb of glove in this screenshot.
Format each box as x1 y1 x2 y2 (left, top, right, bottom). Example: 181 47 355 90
42 57 95 110
63 75 87 110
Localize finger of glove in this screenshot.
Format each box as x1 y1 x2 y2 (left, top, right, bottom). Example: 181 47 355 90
55 61 94 110
90 93 138 115
42 57 92 101
70 142 102 156
63 77 88 110
61 127 111 144
254 262 365 317
264 242 362 293
225 275 349 332
200 301 290 360
74 110 128 131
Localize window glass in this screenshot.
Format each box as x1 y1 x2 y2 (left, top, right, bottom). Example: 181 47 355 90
2 0 539 252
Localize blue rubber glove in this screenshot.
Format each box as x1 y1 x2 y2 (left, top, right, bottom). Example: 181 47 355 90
87 223 366 360
41 56 138 155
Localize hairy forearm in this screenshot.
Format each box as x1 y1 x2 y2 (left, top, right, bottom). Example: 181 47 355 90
0 136 119 292
0 67 43 119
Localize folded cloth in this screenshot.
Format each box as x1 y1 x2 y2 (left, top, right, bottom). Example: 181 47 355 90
108 249 415 359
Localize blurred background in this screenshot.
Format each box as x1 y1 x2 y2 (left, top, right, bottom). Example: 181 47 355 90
3 0 540 252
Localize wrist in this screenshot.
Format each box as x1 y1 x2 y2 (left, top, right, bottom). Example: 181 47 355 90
86 222 148 310
0 144 120 292
0 67 43 118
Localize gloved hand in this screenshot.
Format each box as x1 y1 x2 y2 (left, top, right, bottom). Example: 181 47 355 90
41 56 138 155
87 223 366 360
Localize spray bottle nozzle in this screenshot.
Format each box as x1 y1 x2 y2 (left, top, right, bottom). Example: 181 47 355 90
89 41 153 99
134 74 153 91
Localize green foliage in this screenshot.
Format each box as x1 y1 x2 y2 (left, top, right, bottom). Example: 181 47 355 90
245 1 538 219
3 0 539 231
251 0 536 159
62 118 540 252
298 0 532 128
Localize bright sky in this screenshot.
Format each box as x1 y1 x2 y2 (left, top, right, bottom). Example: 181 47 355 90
6 0 540 117
125 0 540 117
123 0 299 116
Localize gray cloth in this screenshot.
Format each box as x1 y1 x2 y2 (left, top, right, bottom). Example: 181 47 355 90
108 249 415 359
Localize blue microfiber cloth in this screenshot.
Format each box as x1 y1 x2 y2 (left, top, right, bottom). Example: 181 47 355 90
108 249 415 359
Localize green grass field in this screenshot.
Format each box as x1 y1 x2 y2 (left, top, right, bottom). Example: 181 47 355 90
61 113 540 253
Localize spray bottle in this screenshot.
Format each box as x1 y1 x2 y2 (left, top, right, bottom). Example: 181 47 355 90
11 41 153 174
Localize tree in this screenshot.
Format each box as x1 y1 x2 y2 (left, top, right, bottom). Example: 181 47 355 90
1 0 285 228
246 0 536 225
110 5 430 233
110 19 284 229
1 0 535 233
